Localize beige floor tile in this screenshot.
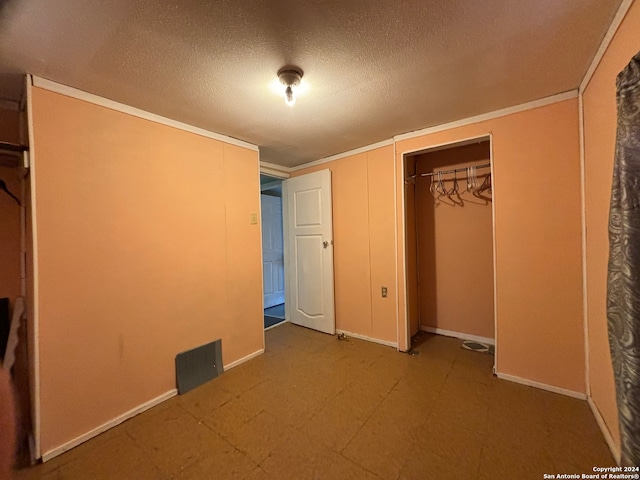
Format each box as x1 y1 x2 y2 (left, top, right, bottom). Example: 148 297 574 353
50 434 162 480
388 375 443 414
411 333 461 362
298 381 385 452
317 338 379 370
478 438 556 480
169 441 256 480
260 429 380 480
542 393 604 436
429 378 490 433
342 402 418 479
545 428 614 473
239 379 321 429
176 380 234 419
12 468 61 480
201 394 262 439
223 410 302 465
210 364 269 397
125 402 228 476
416 415 484 471
13 324 616 480
448 351 494 385
400 449 479 480
243 466 274 480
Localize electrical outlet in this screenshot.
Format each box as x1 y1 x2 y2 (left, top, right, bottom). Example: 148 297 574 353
250 212 258 224
381 286 388 298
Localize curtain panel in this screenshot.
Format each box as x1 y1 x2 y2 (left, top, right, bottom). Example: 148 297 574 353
607 50 640 467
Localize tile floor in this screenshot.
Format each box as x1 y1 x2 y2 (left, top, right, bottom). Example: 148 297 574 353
13 323 614 479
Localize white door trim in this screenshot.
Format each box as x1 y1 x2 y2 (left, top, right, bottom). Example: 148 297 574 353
260 163 291 178
398 134 497 373
25 74 41 461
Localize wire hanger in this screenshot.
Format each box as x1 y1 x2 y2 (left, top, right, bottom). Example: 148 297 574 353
0 179 20 206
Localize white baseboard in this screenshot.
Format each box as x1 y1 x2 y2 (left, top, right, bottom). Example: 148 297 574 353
588 396 621 465
335 329 398 349
496 372 587 400
42 389 177 462
223 348 264 371
420 326 495 346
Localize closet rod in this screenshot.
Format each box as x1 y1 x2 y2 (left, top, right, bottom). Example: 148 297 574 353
409 162 490 179
0 142 28 156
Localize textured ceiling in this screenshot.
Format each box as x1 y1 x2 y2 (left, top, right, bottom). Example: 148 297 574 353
0 0 623 167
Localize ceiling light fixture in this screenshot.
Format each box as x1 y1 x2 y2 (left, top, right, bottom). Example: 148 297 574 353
278 66 303 107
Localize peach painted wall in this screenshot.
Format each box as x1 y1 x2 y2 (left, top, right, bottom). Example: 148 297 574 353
397 99 585 393
31 87 263 455
291 145 397 344
582 0 640 455
414 143 494 339
0 165 21 308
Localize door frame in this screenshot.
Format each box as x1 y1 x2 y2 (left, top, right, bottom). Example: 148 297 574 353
258 167 290 346
260 193 285 309
398 133 498 372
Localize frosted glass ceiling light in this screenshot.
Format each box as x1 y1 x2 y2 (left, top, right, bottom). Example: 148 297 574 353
285 85 295 106
278 66 303 107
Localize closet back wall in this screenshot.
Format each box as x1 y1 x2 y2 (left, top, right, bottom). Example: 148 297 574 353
0 106 21 310
415 142 494 340
0 106 19 143
0 165 20 309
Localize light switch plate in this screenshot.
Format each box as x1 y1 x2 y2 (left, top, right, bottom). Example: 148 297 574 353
250 212 258 224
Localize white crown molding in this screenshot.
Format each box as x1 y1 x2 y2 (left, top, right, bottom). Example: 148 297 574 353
290 139 394 172
394 90 578 143
265 90 579 173
31 76 259 152
579 0 635 94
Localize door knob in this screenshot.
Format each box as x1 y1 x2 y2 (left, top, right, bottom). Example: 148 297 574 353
323 241 329 248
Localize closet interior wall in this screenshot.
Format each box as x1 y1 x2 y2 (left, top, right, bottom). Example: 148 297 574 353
0 162 21 307
412 141 494 341
0 103 32 453
0 105 22 311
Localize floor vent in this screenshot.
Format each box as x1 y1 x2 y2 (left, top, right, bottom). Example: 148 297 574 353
175 339 223 394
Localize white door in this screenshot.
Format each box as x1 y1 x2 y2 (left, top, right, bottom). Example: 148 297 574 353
261 194 285 308
283 170 335 334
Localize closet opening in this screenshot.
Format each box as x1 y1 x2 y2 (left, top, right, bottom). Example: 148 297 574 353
1 139 32 462
402 135 497 369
